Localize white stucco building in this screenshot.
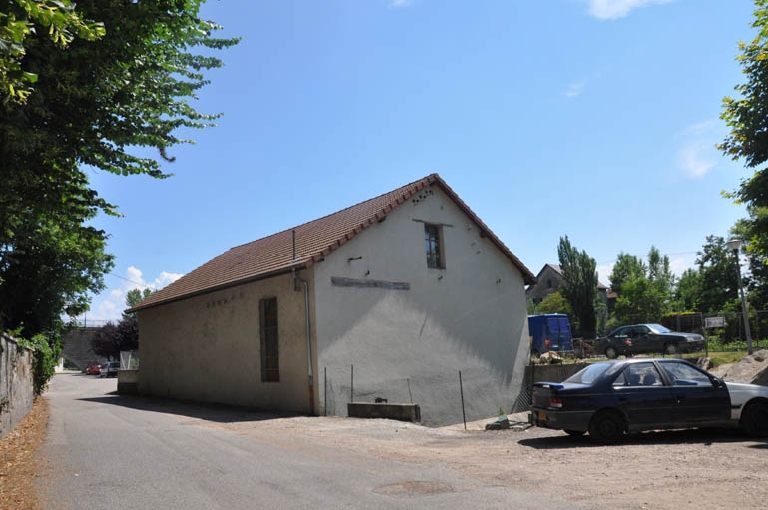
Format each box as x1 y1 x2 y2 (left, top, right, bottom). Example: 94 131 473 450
130 174 536 426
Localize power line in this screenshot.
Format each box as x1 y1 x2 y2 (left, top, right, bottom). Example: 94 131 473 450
105 272 150 288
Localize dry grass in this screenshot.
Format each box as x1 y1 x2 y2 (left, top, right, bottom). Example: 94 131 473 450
0 397 49 510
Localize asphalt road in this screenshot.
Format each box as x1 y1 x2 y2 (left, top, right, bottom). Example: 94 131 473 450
38 373 581 510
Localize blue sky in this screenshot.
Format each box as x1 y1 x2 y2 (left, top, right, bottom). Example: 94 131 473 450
85 0 757 322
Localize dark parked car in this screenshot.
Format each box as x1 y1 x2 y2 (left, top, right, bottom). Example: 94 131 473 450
99 361 120 378
529 358 768 443
595 323 705 358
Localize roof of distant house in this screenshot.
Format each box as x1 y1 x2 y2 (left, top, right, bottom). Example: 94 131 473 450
129 173 535 312
534 264 609 290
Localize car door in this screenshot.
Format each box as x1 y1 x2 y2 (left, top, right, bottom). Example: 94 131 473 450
630 325 656 354
609 326 632 354
612 362 675 431
658 361 730 426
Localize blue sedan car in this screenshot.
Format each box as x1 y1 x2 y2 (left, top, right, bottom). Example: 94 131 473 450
530 358 768 443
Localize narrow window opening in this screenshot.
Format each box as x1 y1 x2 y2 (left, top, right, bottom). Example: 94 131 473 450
424 224 444 269
260 297 279 382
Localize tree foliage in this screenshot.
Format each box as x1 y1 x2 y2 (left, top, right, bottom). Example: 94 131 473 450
720 0 768 265
557 236 598 337
695 235 740 314
532 291 573 316
0 173 114 335
90 315 138 361
672 268 702 312
0 0 105 102
731 218 768 310
608 253 646 296
1 1 238 338
1 1 238 392
126 288 153 310
610 247 674 325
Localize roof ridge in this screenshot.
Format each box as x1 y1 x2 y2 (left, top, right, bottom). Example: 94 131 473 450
225 173 439 254
129 172 534 312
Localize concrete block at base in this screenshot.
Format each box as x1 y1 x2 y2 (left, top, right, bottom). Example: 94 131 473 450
347 402 421 422
117 369 139 394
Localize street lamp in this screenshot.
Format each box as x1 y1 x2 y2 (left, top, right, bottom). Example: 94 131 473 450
726 238 753 355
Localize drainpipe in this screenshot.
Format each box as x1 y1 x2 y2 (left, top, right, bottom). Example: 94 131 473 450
293 268 314 415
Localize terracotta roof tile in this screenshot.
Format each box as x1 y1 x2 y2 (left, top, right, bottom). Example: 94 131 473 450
130 174 535 312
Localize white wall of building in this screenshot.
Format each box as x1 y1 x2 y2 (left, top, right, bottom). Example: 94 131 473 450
312 184 529 425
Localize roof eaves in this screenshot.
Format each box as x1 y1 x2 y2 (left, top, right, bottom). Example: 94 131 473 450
128 262 308 314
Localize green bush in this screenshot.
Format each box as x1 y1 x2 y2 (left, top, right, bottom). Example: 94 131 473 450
706 336 768 353
16 331 61 396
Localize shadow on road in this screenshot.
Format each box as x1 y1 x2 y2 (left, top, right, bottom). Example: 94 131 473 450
78 393 302 424
518 428 768 449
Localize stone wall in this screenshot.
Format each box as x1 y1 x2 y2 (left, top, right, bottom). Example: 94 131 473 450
0 333 35 439
61 327 104 372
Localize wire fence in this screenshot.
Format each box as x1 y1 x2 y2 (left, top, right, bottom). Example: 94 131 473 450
68 318 111 329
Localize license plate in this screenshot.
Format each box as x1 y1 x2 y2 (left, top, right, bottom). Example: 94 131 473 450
537 410 548 421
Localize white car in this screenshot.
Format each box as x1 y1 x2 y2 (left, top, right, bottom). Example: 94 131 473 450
725 381 768 428
99 361 120 378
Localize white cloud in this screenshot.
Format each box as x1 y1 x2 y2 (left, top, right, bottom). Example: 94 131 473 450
669 256 692 277
676 119 720 179
678 145 716 178
81 266 184 324
565 80 587 98
582 0 676 20
596 263 614 287
156 270 184 288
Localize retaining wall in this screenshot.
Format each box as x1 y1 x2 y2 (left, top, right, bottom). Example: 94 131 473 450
0 334 35 439
511 362 589 413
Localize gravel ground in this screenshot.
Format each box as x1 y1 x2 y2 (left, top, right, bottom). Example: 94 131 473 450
188 411 768 510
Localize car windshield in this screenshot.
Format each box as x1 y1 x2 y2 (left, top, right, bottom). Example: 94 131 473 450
565 362 613 384
646 324 671 334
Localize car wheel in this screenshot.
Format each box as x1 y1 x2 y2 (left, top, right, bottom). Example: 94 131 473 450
605 346 618 359
741 401 768 437
564 429 586 437
588 410 624 444
530 350 540 364
664 343 677 355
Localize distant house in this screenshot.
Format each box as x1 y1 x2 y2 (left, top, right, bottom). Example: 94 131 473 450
526 264 611 306
129 174 536 426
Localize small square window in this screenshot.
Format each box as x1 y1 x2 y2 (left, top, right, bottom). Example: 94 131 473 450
424 224 444 269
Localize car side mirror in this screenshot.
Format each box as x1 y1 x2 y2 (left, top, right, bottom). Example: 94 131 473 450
711 378 724 388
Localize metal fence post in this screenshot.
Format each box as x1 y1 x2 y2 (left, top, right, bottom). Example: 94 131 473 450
459 370 466 430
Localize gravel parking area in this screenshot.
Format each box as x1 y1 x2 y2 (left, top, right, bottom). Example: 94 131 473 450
208 413 768 510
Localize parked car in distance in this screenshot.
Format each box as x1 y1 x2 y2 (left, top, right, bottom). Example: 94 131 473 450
530 358 768 443
595 323 705 358
85 362 101 376
99 361 120 378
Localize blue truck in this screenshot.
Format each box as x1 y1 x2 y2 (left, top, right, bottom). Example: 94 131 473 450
527 314 573 359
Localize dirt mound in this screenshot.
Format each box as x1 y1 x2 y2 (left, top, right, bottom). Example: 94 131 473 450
712 349 768 386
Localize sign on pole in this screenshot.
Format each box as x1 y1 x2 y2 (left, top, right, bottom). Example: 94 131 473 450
705 316 725 328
